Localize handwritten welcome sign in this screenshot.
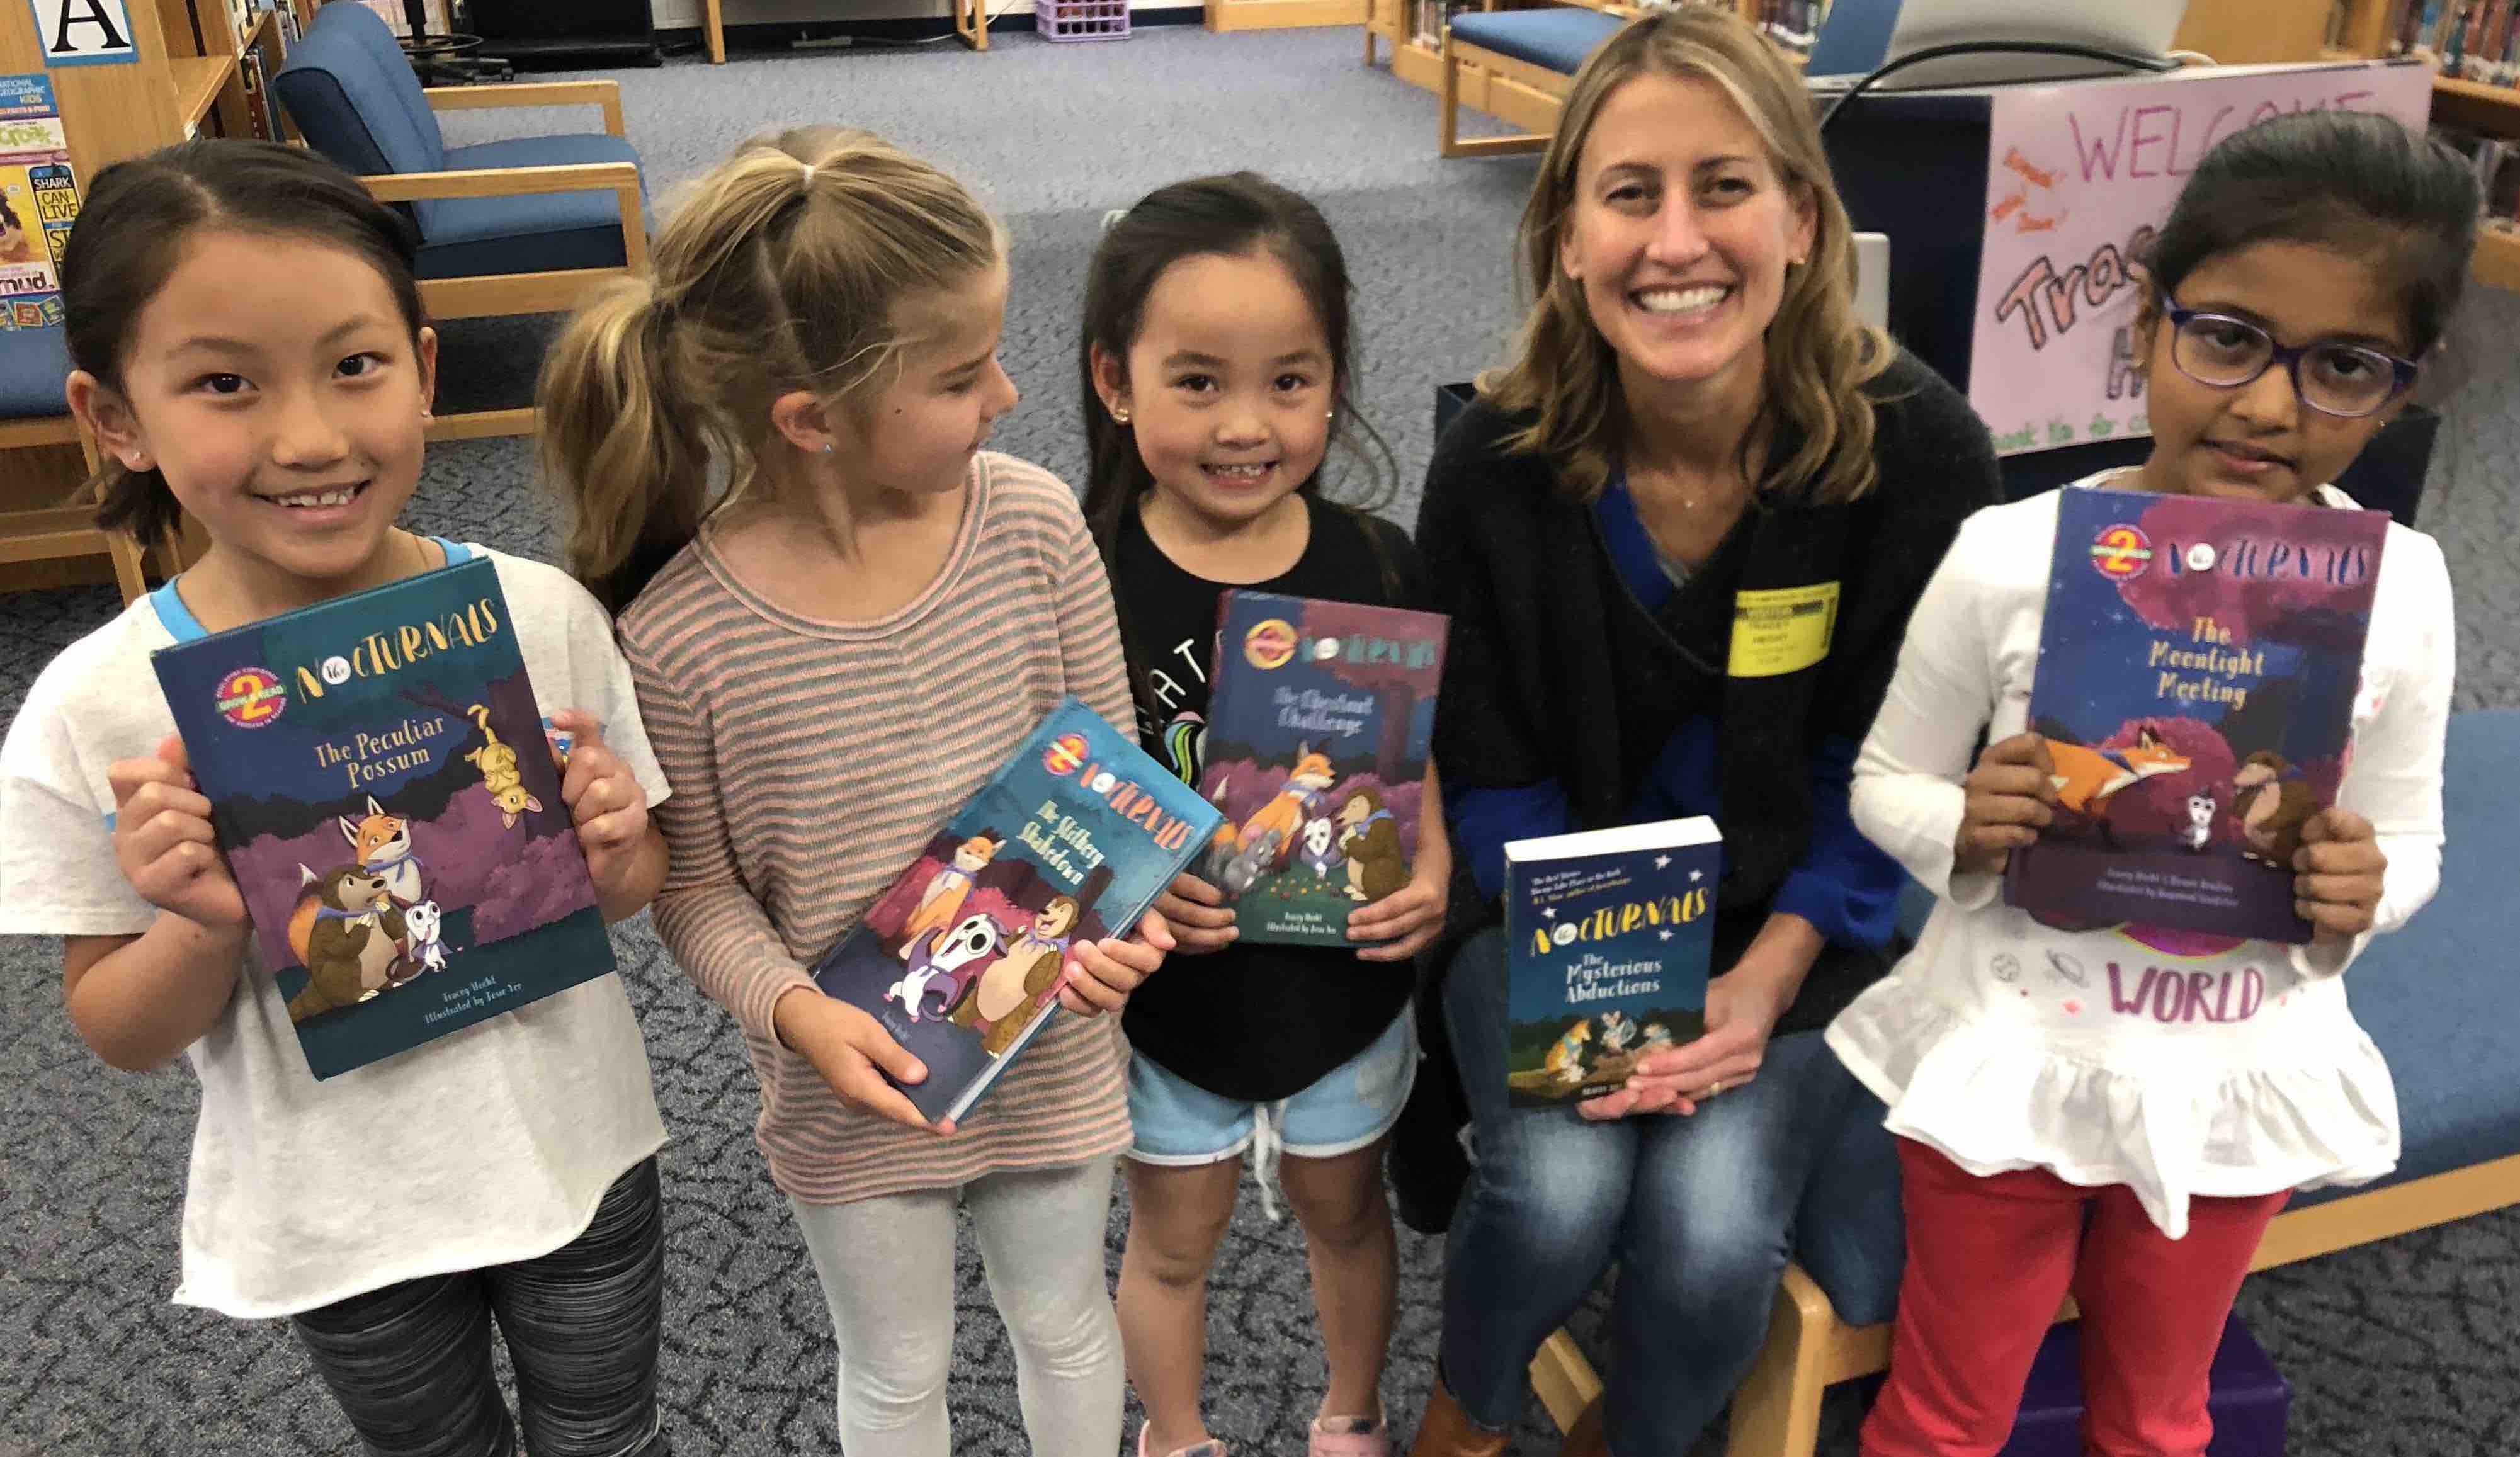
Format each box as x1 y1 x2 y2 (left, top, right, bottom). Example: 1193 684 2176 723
1967 62 2433 458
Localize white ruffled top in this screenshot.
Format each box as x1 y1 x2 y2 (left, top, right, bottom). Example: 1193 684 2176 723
1825 480 2456 1238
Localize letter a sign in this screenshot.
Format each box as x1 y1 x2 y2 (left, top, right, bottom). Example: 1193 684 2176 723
26 0 139 65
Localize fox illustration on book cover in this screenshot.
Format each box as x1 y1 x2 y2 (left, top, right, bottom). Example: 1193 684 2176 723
2007 488 2387 945
151 557 614 1079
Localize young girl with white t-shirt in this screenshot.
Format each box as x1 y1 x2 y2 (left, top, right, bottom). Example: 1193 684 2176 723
1830 111 2473 1457
0 140 677 1457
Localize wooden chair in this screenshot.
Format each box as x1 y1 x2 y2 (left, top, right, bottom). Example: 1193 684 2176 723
271 0 650 441
0 326 179 603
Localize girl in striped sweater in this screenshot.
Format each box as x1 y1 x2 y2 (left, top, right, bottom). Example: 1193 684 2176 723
537 125 1174 1457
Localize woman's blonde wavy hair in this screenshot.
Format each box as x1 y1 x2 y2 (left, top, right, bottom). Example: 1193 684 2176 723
1479 6 1894 505
538 124 1004 612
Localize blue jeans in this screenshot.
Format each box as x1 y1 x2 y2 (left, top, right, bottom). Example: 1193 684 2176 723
1438 928 1864 1456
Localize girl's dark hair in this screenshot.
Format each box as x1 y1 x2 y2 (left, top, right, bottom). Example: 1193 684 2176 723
1078 172 1396 555
2145 110 2480 358
64 139 424 547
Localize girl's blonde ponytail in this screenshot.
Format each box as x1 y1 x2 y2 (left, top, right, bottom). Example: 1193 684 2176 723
538 125 1003 612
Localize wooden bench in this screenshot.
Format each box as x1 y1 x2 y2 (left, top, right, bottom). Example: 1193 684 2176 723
1530 708 2520 1457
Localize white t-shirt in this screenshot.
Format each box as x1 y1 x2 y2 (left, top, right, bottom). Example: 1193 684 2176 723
1826 480 2455 1239
0 542 671 1318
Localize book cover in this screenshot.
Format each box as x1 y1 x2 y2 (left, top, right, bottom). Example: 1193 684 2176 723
150 557 613 1080
1195 590 1448 947
2004 486 2388 946
811 698 1224 1125
0 73 73 334
1504 818 1720 1108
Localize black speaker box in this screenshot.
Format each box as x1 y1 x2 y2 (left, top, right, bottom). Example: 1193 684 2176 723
463 0 662 67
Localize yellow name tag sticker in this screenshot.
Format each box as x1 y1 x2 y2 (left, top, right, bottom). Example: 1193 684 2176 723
1728 581 1841 679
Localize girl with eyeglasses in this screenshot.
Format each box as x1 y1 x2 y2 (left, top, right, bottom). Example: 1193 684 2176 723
1826 109 2476 1457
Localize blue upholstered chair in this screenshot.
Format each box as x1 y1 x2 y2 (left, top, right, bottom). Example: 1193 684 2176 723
271 0 649 439
1439 6 1626 158
0 326 161 603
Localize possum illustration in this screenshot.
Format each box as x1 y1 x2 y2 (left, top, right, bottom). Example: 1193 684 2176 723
2232 752 2319 867
404 900 450 976
286 866 407 1023
888 913 1007 1023
466 705 543 829
1295 815 1344 884
1336 787 1409 903
2182 791 2218 853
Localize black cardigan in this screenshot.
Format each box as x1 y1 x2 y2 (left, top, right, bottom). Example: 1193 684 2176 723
1389 349 2002 1233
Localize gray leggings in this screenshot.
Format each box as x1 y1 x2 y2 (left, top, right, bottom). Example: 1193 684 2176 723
289 1157 668 1457
788 1157 1124 1457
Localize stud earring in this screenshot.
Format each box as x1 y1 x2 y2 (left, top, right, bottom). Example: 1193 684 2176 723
820 443 834 455
1112 406 1131 425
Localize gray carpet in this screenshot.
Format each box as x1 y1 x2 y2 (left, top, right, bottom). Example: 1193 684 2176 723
3 26 2516 1456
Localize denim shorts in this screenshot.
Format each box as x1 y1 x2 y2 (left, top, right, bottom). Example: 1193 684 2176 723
1127 1009 1417 1165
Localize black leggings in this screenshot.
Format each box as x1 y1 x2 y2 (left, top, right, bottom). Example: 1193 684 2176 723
289 1157 669 1457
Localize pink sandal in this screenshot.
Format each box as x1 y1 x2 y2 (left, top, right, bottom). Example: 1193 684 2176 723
1138 1422 1228 1457
1309 1414 1393 1457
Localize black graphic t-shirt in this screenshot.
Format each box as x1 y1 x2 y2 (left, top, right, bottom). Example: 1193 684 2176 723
1112 495 1433 1103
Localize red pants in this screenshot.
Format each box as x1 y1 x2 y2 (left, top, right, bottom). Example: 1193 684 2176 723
1860 1138 2289 1457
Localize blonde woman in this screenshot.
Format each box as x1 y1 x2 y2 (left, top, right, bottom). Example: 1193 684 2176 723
538 127 1173 1457
1399 12 1999 1456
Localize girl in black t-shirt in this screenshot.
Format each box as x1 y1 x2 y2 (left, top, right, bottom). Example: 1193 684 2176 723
1081 175 1451 1457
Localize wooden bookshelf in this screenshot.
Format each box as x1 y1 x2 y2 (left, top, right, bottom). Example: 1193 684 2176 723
2474 229 2520 290
2329 0 2520 292
174 54 241 133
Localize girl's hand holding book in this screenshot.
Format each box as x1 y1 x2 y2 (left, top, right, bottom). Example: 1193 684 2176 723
1955 732 2060 876
1056 909 1176 1016
109 734 247 933
1154 873 1236 953
2293 809 2387 944
548 708 665 921
773 987 951 1135
1348 837 1451 963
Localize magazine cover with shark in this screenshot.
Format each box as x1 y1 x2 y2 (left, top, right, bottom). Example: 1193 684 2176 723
814 697 1225 1125
2005 486 2387 944
1196 590 1447 947
150 557 609 1081
1504 818 1720 1108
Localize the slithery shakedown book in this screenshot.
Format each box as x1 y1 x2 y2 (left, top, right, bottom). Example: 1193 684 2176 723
1195 590 1448 947
150 557 611 1080
812 697 1225 1125
2005 485 2388 945
1504 817 1720 1108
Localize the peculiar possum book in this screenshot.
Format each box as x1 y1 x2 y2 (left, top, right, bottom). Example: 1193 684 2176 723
152 557 610 1080
2006 486 2387 945
812 698 1224 1125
